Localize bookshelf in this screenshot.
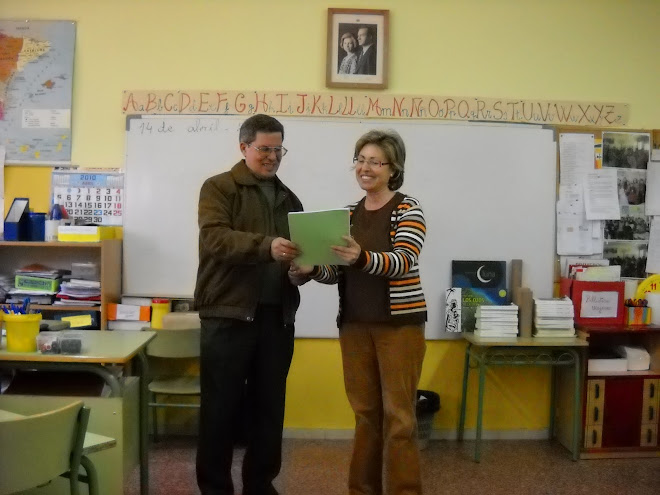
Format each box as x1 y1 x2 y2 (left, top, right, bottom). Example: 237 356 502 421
555 324 660 458
0 239 121 329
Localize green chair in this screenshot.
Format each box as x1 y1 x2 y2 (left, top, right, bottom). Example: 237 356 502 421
146 327 201 441
0 401 99 495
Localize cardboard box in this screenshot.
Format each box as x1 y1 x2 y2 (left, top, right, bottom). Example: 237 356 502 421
107 303 151 321
625 306 652 325
15 275 60 292
57 225 115 242
588 357 628 374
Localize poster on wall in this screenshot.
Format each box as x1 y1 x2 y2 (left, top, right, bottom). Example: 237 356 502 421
602 132 651 278
0 20 75 164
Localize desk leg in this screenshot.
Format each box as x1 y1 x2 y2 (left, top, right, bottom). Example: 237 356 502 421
458 343 471 441
549 365 556 440
136 350 150 494
571 349 581 461
475 357 486 463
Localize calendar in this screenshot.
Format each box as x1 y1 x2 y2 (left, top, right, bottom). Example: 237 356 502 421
51 169 124 225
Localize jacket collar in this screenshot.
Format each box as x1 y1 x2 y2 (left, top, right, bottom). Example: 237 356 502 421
231 159 285 190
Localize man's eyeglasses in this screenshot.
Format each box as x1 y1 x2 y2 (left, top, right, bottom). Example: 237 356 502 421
353 157 390 167
249 144 288 157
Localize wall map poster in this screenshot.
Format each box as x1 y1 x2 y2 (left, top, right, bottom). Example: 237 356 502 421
0 20 75 163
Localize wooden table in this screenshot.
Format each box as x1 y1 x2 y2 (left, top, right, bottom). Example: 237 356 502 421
0 330 155 495
457 334 588 462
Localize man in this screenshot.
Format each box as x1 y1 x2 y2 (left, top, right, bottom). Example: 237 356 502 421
355 25 377 75
195 114 303 495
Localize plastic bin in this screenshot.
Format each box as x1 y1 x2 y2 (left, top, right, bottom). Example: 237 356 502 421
416 389 440 450
4 313 42 352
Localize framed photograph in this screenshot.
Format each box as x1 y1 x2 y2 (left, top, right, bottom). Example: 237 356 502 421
326 8 389 89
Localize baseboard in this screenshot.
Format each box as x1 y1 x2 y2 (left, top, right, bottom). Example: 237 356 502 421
282 428 550 441
157 424 550 441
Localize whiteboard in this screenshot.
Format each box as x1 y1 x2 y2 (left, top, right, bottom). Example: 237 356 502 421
124 115 557 339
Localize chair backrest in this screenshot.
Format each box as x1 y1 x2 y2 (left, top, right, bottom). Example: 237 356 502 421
146 328 201 358
0 400 86 495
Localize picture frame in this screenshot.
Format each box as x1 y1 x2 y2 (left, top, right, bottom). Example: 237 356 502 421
326 8 389 89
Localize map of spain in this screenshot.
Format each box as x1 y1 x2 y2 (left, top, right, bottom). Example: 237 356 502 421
0 20 75 163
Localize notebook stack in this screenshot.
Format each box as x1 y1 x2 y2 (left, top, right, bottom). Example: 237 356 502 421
533 297 575 337
474 303 519 338
7 265 67 305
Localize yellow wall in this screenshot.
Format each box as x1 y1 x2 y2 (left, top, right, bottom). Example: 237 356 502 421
3 0 659 431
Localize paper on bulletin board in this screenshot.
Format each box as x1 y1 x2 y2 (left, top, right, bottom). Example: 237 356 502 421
647 217 660 274
559 133 594 191
645 161 660 216
583 169 620 220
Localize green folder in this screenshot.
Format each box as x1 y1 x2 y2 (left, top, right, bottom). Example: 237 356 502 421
288 209 350 266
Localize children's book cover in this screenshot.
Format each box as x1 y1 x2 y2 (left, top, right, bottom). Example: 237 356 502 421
451 260 507 290
457 287 509 332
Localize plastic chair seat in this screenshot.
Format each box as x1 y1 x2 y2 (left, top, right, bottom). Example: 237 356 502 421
149 376 201 395
146 327 201 439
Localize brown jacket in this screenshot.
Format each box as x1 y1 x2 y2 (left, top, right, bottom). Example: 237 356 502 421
194 160 304 323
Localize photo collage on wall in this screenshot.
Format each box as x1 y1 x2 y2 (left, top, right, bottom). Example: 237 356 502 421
602 132 651 278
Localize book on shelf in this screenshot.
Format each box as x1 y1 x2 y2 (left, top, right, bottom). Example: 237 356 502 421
533 329 576 338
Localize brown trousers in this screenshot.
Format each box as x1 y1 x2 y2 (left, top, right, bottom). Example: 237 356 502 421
339 322 426 495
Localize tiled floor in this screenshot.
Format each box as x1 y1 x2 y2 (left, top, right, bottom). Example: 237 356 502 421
127 437 660 494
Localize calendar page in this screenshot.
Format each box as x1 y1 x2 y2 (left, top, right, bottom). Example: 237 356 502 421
51 169 124 225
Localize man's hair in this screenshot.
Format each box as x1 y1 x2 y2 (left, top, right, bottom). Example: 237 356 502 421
239 114 284 144
358 25 374 42
354 129 406 191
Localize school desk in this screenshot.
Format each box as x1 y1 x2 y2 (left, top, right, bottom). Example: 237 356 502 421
0 330 155 495
457 334 588 462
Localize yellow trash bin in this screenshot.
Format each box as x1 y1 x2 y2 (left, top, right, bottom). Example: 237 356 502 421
4 313 42 352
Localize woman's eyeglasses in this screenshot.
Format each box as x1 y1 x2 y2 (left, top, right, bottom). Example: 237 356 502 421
249 145 288 157
353 157 390 167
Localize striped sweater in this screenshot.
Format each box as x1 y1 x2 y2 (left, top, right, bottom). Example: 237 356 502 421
311 194 427 323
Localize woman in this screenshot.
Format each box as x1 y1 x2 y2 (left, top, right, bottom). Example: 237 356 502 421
338 31 359 74
291 129 427 494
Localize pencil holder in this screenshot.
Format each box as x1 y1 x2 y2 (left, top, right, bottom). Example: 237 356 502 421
4 313 42 352
151 298 171 329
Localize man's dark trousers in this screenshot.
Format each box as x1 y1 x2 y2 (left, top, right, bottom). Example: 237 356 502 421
196 305 295 495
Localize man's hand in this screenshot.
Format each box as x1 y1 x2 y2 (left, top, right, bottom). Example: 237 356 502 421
271 237 300 262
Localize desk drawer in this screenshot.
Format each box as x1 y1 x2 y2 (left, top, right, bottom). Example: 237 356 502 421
642 379 659 425
584 424 603 448
586 379 605 426
640 424 658 447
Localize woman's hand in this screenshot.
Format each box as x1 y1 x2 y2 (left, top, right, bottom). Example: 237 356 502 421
331 235 361 265
288 262 314 286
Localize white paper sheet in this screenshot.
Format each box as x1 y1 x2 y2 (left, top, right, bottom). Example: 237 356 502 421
646 216 660 274
584 168 621 220
559 133 594 196
645 161 660 216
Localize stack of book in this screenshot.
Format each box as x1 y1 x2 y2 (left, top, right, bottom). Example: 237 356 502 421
55 279 102 306
474 304 519 338
8 265 67 305
533 297 575 337
0 274 12 303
